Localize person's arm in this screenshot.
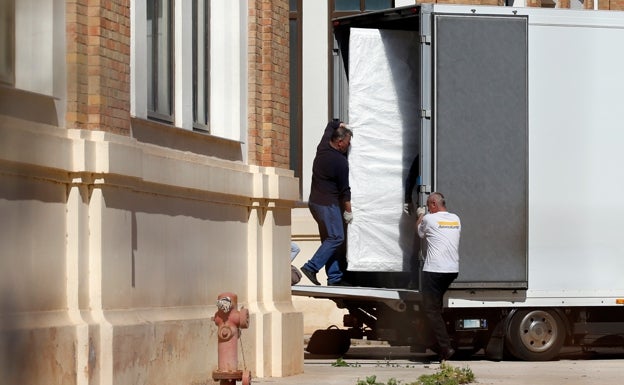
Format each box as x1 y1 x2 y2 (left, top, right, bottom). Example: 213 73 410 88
405 155 419 204
336 156 352 220
416 210 426 238
342 200 353 224
318 120 342 150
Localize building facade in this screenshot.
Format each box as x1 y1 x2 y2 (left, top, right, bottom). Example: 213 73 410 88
1 0 301 384
2 0 624 384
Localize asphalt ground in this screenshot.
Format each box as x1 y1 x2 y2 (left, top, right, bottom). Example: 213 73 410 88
253 345 624 385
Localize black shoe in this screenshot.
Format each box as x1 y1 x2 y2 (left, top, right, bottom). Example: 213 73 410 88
440 348 455 361
301 266 320 285
328 280 352 286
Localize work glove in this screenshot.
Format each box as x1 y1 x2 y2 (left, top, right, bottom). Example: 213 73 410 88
343 211 353 224
403 203 413 215
416 206 426 217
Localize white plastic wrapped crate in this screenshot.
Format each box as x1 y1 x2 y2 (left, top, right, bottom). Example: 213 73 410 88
346 28 420 272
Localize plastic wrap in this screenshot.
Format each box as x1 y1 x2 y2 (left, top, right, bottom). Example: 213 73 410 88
346 28 421 272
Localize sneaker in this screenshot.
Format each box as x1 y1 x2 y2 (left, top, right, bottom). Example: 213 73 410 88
300 266 320 285
328 280 352 286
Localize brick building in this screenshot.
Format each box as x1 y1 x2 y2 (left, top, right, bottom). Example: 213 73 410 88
1 0 623 384
1 1 300 384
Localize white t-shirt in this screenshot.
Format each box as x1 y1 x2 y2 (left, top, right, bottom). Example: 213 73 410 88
417 211 461 273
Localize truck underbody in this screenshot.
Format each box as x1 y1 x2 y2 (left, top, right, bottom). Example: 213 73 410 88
294 285 624 361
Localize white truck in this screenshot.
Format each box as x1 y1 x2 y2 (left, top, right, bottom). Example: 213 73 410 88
293 4 624 361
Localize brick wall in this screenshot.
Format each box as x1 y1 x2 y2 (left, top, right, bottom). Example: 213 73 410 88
248 0 290 169
601 0 624 9
66 0 131 135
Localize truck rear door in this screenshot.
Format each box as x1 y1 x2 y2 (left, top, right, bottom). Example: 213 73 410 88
421 8 529 289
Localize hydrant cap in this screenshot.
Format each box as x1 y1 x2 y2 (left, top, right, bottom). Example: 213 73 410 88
216 297 233 313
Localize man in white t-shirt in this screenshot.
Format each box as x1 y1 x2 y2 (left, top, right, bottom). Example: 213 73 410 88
416 192 461 361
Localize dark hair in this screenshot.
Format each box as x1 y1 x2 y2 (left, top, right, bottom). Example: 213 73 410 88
331 126 353 141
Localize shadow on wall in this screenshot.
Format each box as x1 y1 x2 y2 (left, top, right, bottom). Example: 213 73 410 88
0 292 27 383
0 87 59 126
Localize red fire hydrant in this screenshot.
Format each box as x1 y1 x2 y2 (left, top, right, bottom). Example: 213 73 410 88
212 292 251 385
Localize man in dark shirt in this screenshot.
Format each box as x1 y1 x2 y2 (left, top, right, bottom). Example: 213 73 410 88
301 120 353 286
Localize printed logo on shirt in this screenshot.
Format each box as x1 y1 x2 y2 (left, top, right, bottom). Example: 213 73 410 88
437 221 459 229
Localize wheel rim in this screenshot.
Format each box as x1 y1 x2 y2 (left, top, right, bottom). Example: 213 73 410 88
517 310 559 353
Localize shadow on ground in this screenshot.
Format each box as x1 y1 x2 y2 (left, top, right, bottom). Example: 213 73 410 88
305 343 624 363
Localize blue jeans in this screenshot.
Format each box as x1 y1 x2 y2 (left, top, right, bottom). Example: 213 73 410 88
304 202 344 284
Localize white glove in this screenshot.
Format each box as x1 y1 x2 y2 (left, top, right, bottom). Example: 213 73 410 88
416 206 426 217
403 203 413 215
343 211 353 224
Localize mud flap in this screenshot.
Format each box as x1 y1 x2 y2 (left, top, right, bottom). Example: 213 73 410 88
485 320 505 361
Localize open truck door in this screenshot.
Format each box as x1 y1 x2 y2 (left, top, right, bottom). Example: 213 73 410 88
422 9 529 289
334 5 529 289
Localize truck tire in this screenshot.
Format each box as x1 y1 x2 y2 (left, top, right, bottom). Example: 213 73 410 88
505 309 565 361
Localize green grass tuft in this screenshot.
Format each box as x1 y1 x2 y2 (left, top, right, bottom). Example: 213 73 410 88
354 362 475 385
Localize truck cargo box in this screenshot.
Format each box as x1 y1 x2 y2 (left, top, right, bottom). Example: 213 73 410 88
333 4 624 293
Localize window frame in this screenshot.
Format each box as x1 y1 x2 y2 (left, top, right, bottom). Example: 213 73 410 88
289 0 303 196
331 0 394 17
132 0 244 142
147 0 175 123
192 0 210 132
0 0 15 86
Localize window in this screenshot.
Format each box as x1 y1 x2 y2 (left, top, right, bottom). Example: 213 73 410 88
192 0 210 131
363 0 393 11
334 0 361 11
134 1 244 141
0 0 14 85
147 0 174 122
333 0 393 14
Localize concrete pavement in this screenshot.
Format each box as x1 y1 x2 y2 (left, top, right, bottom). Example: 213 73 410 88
253 346 624 385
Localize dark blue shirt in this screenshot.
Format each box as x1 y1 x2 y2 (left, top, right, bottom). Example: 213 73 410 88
309 122 351 206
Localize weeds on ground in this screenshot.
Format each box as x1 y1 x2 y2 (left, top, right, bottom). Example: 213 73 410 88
356 375 398 385
375 358 417 368
332 357 361 367
417 362 475 385
354 362 475 385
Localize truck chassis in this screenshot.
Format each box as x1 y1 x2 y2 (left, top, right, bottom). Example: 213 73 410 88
294 285 624 361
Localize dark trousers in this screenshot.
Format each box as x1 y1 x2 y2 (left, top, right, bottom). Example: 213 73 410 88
421 271 458 352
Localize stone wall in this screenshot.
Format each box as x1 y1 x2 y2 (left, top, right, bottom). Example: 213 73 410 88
0 113 302 384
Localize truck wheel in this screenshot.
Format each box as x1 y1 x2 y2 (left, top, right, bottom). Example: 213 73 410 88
505 309 565 361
